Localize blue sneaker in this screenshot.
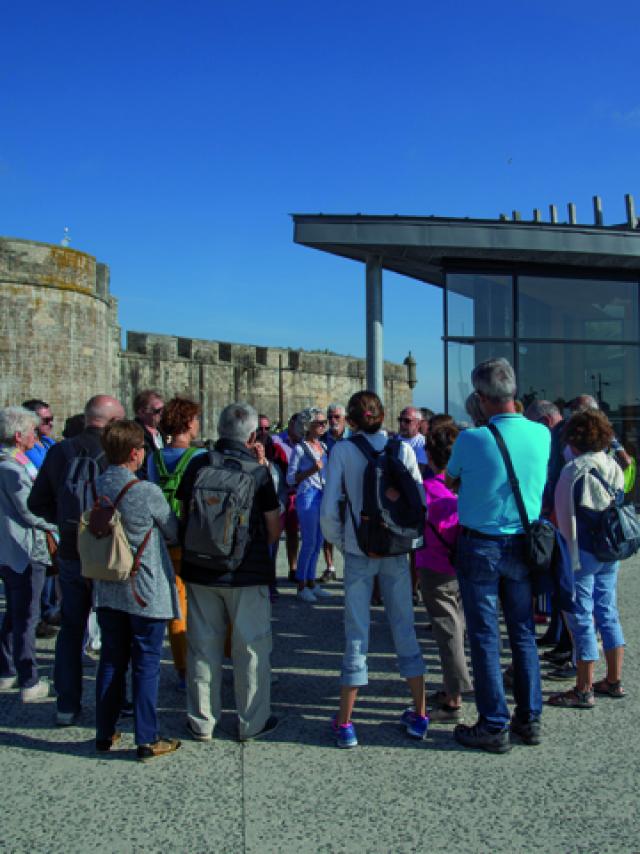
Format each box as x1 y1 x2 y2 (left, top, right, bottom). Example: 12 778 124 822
401 708 430 740
331 715 358 749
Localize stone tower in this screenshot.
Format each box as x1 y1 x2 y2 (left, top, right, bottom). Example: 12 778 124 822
0 237 119 420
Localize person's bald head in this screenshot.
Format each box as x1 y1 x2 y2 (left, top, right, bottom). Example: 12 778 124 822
569 394 599 414
84 395 125 430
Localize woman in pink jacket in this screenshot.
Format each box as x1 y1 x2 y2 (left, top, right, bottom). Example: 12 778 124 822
415 423 473 721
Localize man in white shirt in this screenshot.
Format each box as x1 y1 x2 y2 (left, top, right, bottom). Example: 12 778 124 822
397 406 427 468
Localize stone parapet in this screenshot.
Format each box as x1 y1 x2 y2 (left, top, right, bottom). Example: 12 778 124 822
0 238 414 435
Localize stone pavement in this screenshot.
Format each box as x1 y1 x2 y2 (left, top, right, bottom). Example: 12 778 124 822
1 549 639 854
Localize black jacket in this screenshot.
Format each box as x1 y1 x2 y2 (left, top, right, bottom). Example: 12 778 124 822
177 439 279 587
135 418 163 480
28 426 108 560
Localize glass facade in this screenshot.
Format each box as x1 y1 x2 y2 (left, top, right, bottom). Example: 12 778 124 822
444 272 640 462
447 274 512 338
518 276 639 342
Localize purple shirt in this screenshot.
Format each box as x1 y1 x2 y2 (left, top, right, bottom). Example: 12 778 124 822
415 472 459 576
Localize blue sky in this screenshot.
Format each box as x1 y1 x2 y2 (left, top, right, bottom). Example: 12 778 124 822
2 1 640 408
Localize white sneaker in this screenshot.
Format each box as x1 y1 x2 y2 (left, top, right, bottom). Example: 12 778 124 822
0 676 17 691
21 678 50 703
56 709 81 727
297 587 317 603
312 586 332 598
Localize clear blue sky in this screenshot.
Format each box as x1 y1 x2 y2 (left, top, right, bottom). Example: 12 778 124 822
3 1 639 408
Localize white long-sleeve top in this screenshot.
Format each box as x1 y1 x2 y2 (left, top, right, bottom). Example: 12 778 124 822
286 441 326 495
320 429 424 556
554 450 624 571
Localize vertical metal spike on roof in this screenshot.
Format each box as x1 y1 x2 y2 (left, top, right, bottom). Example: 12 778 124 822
512 210 521 221
567 203 577 225
625 194 637 229
549 204 558 224
593 195 604 226
533 209 542 222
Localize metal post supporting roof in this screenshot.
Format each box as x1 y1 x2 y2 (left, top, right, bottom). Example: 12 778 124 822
366 256 383 399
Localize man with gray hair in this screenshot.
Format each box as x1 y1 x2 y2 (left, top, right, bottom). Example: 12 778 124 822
324 403 348 452
446 358 550 753
524 400 562 430
176 402 281 741
397 406 428 468
28 393 125 726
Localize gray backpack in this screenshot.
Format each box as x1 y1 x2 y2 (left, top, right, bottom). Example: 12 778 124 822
183 450 260 572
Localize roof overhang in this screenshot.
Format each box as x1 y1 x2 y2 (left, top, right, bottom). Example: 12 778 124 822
292 214 640 286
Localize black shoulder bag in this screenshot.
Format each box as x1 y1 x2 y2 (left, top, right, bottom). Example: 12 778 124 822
488 423 555 575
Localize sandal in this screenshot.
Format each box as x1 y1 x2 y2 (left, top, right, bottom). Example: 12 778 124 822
593 678 625 699
547 687 595 709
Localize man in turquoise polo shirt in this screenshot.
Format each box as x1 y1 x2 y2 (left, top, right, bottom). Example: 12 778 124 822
446 358 550 753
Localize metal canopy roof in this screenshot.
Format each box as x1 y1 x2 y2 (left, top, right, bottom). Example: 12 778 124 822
292 214 640 286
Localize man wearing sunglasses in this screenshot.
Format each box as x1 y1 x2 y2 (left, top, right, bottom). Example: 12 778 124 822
23 399 56 470
134 389 165 479
397 407 428 469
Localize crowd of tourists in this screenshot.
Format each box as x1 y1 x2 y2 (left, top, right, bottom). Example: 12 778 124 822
0 357 631 759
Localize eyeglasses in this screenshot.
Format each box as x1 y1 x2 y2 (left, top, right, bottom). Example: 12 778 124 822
41 417 54 425
146 406 164 415
313 419 328 427
328 414 343 420
398 417 415 424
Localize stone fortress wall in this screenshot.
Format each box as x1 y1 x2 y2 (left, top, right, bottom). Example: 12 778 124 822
0 237 413 437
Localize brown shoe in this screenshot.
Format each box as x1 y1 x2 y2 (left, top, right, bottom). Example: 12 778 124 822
96 731 122 753
136 738 182 762
35 621 58 639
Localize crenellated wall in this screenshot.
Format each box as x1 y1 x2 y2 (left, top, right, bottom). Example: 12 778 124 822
0 237 413 436
120 332 411 436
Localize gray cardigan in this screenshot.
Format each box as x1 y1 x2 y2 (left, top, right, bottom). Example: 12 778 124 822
0 452 57 573
92 466 180 620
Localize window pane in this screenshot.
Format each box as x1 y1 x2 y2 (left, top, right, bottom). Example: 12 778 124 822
518 277 639 341
447 341 514 424
447 274 512 338
518 341 640 422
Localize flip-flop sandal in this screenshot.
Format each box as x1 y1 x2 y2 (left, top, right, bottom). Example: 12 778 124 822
547 687 595 709
593 678 625 698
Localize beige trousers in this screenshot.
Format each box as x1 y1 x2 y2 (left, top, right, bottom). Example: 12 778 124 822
419 568 473 697
186 583 272 739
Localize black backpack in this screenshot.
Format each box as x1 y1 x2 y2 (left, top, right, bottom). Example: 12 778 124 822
576 468 640 562
57 442 105 540
346 435 426 557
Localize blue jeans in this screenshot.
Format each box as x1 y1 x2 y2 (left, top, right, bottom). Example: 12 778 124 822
54 558 92 714
96 607 166 746
566 552 624 661
456 534 542 730
295 488 323 583
341 553 425 687
0 562 46 688
40 576 59 622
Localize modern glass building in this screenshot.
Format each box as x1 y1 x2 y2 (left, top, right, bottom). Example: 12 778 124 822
293 200 640 462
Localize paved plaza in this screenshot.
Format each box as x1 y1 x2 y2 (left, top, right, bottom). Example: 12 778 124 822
1 548 639 854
